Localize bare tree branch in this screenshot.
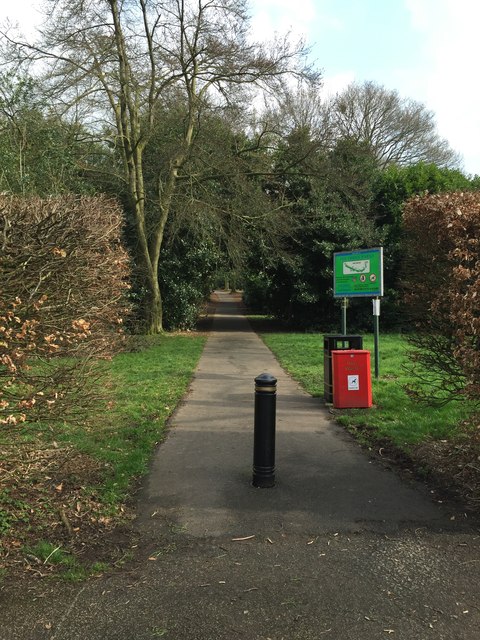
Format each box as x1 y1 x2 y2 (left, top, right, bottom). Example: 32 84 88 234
328 81 461 169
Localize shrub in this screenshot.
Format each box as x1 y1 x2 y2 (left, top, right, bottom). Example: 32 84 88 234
0 195 131 424
402 192 480 404
158 235 219 330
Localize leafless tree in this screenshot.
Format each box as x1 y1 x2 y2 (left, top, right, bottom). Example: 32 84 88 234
269 80 333 144
328 81 461 169
2 0 317 332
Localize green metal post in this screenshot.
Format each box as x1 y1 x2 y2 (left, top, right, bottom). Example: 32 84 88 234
341 297 348 335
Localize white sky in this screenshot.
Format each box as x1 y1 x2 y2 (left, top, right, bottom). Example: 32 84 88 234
2 0 480 175
0 0 42 37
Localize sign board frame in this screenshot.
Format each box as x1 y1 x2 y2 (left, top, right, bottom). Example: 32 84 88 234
333 247 384 298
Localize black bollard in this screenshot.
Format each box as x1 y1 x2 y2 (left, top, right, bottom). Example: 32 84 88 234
252 372 277 488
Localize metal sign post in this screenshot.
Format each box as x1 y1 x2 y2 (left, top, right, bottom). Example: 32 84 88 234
341 297 348 335
372 297 380 379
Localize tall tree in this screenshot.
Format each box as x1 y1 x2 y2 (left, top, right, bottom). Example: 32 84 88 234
244 132 381 328
3 0 317 332
142 105 275 327
329 81 460 169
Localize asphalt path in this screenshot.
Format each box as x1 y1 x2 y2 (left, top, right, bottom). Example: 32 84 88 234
1 291 479 640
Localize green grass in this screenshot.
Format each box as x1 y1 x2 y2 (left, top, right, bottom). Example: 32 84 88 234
1 332 205 576
0 332 205 578
24 541 109 580
2 333 205 508
59 334 206 502
260 332 476 449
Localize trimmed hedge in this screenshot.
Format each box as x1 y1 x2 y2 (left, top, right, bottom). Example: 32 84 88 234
403 192 479 404
0 195 131 424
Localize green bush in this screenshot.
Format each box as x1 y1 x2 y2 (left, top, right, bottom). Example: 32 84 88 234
159 235 219 330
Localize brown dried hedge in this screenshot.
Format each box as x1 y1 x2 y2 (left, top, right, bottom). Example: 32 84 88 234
402 192 479 404
0 195 131 424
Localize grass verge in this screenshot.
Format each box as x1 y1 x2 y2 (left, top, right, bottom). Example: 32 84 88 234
0 333 206 578
260 332 475 445
258 329 479 507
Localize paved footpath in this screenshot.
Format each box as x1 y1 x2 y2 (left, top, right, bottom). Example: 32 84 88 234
1 292 479 639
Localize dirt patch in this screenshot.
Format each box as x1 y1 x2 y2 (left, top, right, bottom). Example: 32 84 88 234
410 424 480 509
0 442 135 577
347 418 480 513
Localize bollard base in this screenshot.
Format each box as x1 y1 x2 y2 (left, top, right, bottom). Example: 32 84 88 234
252 468 275 488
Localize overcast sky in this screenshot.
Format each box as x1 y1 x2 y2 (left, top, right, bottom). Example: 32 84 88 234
2 0 479 175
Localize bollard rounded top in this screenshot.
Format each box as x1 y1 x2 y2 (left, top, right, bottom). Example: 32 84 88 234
255 372 277 386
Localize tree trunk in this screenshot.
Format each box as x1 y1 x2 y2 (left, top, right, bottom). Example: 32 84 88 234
145 272 163 334
131 192 165 333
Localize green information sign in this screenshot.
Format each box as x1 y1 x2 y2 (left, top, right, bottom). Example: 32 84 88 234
333 248 383 298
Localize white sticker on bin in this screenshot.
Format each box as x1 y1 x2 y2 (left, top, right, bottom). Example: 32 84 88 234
347 375 360 391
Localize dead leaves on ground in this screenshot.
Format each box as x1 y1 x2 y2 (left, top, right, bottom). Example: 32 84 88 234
0 442 128 573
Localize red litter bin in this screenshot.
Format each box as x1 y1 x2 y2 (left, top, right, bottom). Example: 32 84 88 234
331 350 372 409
